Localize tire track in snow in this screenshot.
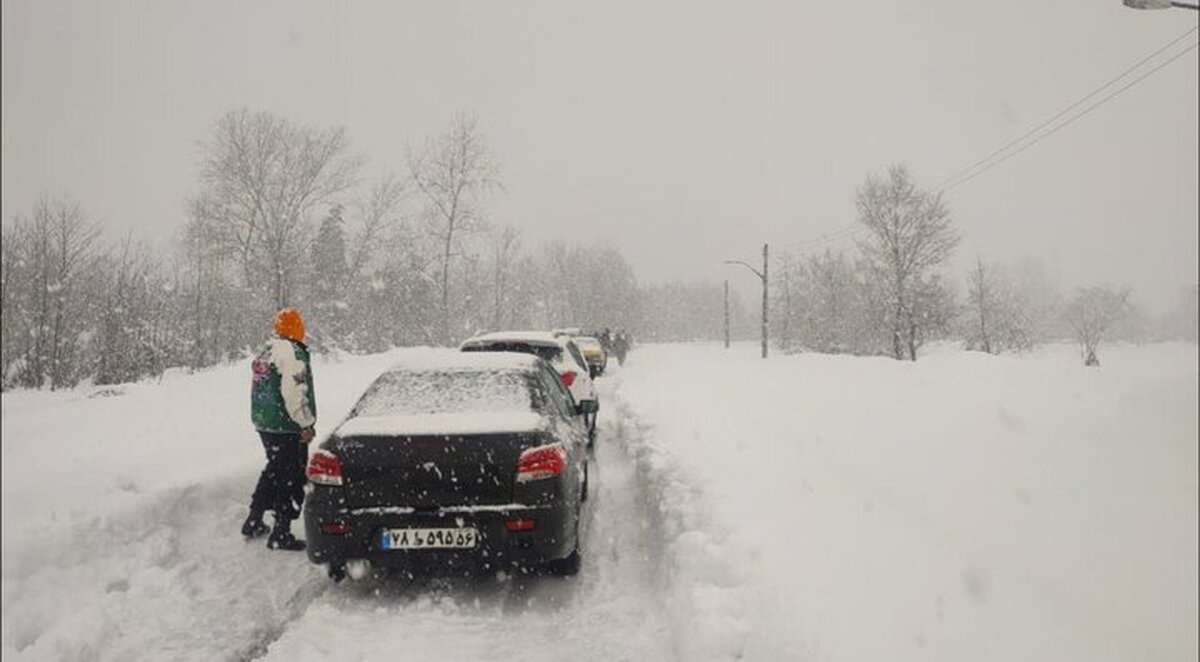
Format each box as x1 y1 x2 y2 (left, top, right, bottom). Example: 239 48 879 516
238 578 328 662
3 474 330 662
604 372 755 662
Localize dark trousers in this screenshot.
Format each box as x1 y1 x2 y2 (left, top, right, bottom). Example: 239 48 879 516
250 430 307 523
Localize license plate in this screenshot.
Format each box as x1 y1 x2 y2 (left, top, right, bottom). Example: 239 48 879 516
380 527 478 550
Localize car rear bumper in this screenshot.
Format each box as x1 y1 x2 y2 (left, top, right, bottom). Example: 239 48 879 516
304 497 576 575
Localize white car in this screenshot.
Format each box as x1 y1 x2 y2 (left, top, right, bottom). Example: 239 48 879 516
460 331 599 430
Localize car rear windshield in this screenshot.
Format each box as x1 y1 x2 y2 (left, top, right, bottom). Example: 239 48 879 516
352 369 533 417
576 338 601 351
462 341 561 363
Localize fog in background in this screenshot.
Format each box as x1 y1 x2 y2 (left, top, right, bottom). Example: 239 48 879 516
3 0 1197 312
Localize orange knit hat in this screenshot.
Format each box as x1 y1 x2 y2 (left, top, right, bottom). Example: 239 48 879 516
273 308 305 343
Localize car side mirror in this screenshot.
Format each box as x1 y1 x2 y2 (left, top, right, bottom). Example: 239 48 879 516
575 399 598 415
588 365 600 379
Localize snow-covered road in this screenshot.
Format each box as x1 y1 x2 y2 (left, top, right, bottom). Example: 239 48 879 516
261 416 673 662
2 342 1196 661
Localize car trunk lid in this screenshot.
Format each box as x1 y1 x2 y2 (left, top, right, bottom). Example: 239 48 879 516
328 412 548 509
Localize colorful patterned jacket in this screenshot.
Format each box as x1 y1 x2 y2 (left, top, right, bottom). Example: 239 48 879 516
250 337 316 433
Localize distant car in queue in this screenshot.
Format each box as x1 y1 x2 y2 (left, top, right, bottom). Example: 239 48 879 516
460 331 599 441
304 351 595 581
573 336 608 376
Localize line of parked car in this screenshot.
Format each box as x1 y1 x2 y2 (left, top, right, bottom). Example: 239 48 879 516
303 328 619 582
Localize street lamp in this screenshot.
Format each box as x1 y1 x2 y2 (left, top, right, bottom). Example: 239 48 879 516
723 243 769 359
1123 0 1199 9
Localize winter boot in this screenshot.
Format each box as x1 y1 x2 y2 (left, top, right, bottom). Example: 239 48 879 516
241 510 270 538
267 521 306 551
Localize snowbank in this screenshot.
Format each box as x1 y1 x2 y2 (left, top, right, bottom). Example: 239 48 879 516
611 341 1198 661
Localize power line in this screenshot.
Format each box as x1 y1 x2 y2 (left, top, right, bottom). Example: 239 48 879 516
936 25 1199 191
943 39 1198 192
776 223 862 254
793 225 858 247
781 27 1200 257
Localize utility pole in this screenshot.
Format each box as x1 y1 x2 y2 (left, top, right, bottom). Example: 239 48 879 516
724 279 730 349
723 242 769 359
762 243 769 359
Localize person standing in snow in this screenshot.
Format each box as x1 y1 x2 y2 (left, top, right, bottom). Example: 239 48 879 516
243 308 316 551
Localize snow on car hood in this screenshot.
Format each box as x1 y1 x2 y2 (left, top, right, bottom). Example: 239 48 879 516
335 411 547 437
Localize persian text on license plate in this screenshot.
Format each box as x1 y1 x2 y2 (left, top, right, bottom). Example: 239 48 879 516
380 527 478 550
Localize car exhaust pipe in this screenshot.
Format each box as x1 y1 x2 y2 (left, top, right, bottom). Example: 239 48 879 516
346 558 372 581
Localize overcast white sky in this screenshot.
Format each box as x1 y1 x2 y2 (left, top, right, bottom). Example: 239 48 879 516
3 0 1197 312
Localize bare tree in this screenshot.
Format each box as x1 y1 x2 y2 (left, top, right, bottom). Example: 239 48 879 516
346 173 411 286
42 198 102 388
0 198 102 388
190 108 362 311
772 252 801 352
407 113 501 343
772 248 886 356
1063 286 1130 366
965 255 1059 353
181 191 273 368
807 250 866 354
967 256 996 354
856 164 960 360
92 236 179 384
908 274 958 352
490 225 523 329
0 222 23 385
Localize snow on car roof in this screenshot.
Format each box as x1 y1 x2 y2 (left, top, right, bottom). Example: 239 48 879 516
461 330 566 348
337 411 547 437
352 355 540 423
382 348 543 374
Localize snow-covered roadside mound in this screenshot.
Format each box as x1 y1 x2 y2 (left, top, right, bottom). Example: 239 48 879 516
0 349 413 659
2 349 413 540
603 390 755 661
612 342 1199 662
3 474 324 660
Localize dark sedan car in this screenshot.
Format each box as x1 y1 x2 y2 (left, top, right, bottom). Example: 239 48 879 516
304 352 594 582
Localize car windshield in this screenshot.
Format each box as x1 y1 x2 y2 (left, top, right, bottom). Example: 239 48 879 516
352 369 532 417
462 341 561 363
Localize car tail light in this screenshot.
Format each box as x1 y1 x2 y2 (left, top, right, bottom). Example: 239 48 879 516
506 518 536 532
320 521 350 535
559 371 576 387
307 450 344 486
516 443 566 483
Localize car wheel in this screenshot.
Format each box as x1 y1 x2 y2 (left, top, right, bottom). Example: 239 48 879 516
547 509 582 577
327 562 347 583
548 549 580 576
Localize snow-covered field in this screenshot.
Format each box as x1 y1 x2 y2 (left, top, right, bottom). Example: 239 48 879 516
2 341 1196 661
613 342 1198 661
